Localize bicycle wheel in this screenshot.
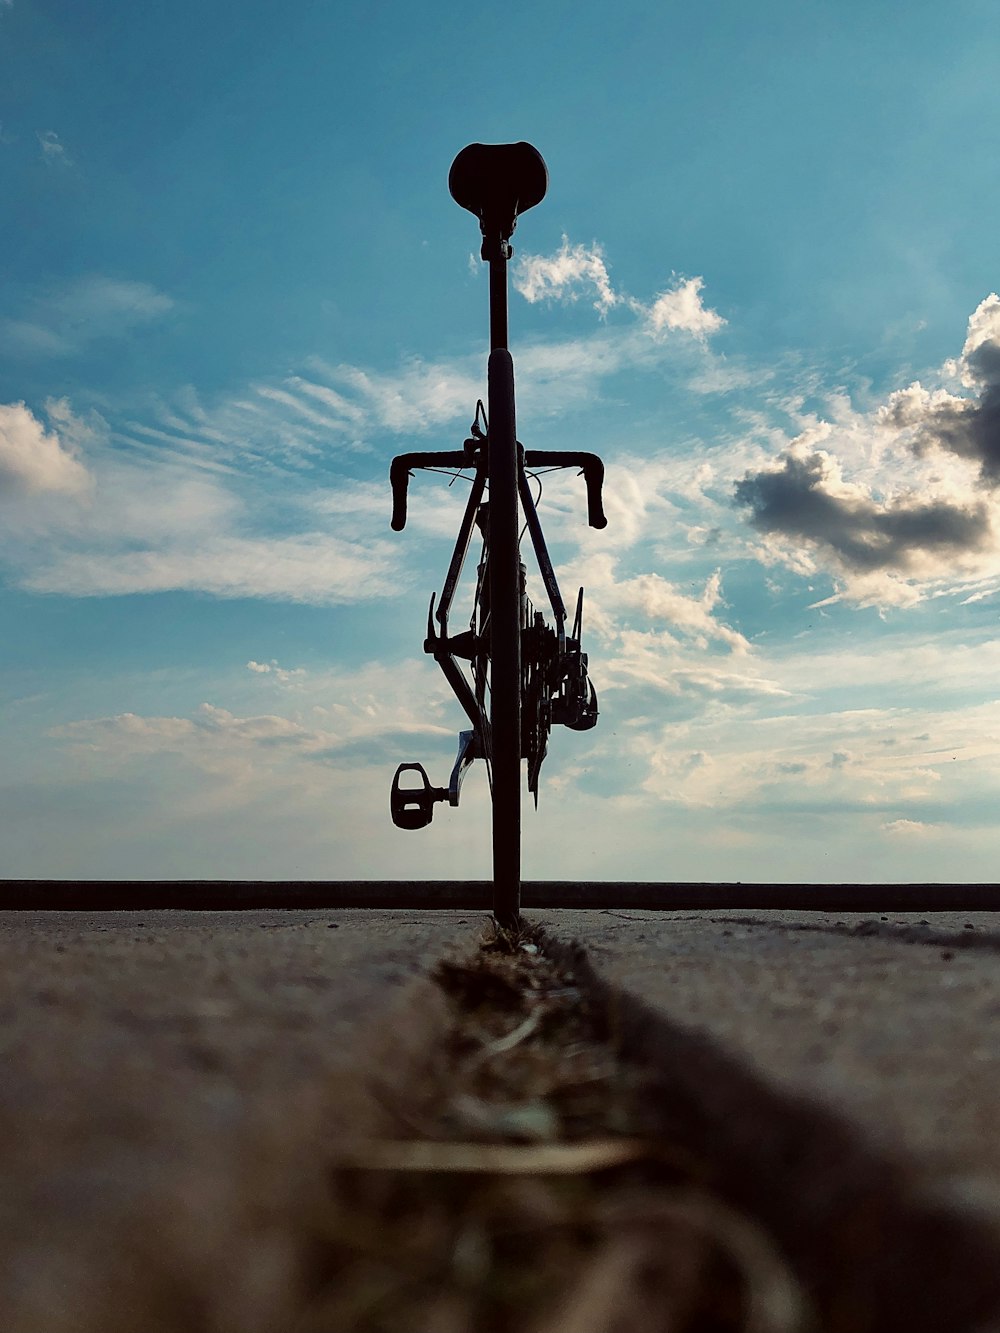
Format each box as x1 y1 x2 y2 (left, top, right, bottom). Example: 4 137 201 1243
486 348 522 927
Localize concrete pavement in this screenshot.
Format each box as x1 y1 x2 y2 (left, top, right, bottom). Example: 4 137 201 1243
537 908 1000 1207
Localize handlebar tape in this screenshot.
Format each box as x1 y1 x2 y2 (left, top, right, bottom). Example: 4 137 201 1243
389 450 470 530
581 457 608 529
522 450 608 529
389 456 411 531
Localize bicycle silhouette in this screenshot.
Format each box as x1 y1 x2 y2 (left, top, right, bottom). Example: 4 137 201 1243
389 143 607 927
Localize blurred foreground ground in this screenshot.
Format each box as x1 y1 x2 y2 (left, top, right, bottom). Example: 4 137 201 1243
0 906 997 1331
562 908 1000 1196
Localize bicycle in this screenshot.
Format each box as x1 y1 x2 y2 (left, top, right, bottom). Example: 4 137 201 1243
388 142 607 927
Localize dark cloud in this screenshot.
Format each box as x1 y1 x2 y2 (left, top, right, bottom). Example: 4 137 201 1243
881 294 1000 485
734 451 992 573
882 388 1000 485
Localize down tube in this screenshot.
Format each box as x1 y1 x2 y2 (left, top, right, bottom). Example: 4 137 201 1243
487 348 521 927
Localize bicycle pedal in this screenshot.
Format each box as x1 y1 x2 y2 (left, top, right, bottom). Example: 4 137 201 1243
390 763 447 830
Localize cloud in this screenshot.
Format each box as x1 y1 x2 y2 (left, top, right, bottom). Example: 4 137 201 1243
121 247 727 477
622 691 987 816
557 554 772 715
640 277 727 340
0 404 401 604
318 359 484 434
513 236 619 314
0 400 92 497
734 448 993 581
881 818 935 837
21 531 400 603
51 668 455 778
32 665 475 877
730 299 1000 607
614 569 748 652
37 130 71 166
513 236 725 338
1 276 173 357
246 659 306 683
879 294 1000 485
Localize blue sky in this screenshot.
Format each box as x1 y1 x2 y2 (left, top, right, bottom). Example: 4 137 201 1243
3 0 1000 883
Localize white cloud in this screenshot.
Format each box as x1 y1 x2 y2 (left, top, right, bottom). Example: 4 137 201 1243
513 236 725 342
50 664 456 783
1 276 173 357
326 360 485 435
246 659 306 684
29 662 487 879
22 531 400 603
881 818 936 837
551 550 769 718
574 618 1000 827
0 400 91 497
622 692 995 816
615 569 748 652
0 409 401 604
286 376 366 424
513 236 619 314
639 277 727 340
957 292 1000 388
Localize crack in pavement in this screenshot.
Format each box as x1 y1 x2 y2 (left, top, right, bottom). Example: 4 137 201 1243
309 922 1000 1332
715 915 1000 955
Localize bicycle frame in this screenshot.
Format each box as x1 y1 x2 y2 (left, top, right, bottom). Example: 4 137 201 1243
388 142 607 926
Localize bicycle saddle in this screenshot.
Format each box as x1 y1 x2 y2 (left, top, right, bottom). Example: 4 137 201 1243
449 142 548 241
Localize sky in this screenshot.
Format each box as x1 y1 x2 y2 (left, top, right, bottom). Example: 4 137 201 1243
3 0 1000 884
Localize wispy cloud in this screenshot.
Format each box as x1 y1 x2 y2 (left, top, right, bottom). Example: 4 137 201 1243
50 663 455 785
0 400 400 603
602 654 1000 821
21 532 400 603
1 276 173 357
36 129 71 167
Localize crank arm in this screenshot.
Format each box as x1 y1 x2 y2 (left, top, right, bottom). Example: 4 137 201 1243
448 729 480 806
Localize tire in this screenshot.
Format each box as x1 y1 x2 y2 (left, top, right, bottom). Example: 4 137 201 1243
487 348 522 928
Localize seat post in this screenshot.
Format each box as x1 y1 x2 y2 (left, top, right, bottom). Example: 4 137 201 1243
485 235 510 352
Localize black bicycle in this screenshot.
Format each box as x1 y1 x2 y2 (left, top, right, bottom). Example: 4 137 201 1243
389 142 607 927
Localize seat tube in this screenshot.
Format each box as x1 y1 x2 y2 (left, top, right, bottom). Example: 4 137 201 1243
487 246 521 927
